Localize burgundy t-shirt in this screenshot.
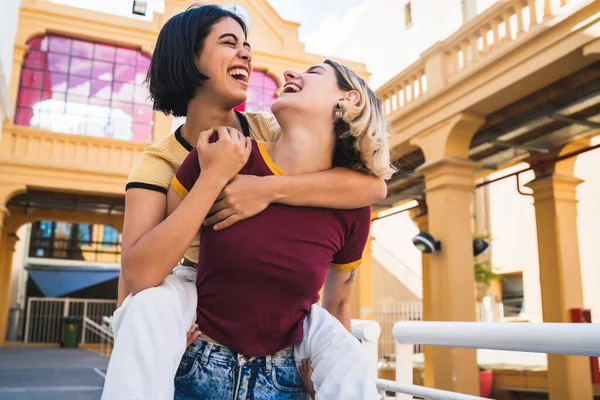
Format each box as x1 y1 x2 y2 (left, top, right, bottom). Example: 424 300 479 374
172 140 371 356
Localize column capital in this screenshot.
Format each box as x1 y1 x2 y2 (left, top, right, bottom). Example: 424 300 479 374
583 37 600 58
409 209 429 231
0 206 8 231
3 232 20 251
12 44 29 63
416 156 481 193
0 183 26 206
0 183 26 233
410 112 485 161
525 174 583 204
528 138 590 177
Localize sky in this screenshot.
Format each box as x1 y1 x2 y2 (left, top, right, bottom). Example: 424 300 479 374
48 0 366 57
47 0 377 80
267 0 375 59
266 0 367 43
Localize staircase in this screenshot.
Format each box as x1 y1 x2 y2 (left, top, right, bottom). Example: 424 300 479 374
371 240 422 299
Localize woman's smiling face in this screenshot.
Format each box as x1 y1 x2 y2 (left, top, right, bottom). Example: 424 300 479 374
194 17 253 108
271 63 348 125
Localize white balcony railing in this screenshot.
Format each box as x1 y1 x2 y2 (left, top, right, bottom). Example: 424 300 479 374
373 321 600 400
374 300 505 361
376 0 586 117
352 320 491 400
23 297 117 343
392 321 600 356
83 316 114 356
24 303 599 400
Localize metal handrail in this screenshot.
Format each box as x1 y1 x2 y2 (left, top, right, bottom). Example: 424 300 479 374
351 320 491 399
83 316 114 341
377 379 489 400
383 321 600 399
393 321 600 356
351 319 381 342
351 319 381 381
102 315 114 330
83 316 114 357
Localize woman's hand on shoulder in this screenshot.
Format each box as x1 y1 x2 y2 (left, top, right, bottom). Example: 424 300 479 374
203 174 275 230
196 126 251 185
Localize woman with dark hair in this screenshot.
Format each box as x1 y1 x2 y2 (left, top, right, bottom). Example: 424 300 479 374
102 4 386 400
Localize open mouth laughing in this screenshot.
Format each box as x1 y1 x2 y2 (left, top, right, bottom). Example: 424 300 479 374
229 67 249 84
282 82 302 94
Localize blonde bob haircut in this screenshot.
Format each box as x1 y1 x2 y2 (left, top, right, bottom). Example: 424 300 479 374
325 59 396 180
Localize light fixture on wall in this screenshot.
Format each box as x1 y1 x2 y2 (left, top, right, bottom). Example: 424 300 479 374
412 233 491 256
412 232 441 254
132 0 147 16
473 238 490 257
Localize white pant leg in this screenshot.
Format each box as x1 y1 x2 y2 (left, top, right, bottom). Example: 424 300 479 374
294 305 379 400
102 274 197 400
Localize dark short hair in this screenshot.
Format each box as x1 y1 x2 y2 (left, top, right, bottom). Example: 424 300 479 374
146 4 248 117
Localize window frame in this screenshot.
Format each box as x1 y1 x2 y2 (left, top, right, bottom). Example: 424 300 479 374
14 34 154 142
404 1 413 29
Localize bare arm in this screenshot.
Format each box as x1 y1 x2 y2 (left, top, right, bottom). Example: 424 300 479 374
121 177 226 294
121 127 251 294
321 267 356 332
204 168 385 230
273 168 386 208
117 270 129 307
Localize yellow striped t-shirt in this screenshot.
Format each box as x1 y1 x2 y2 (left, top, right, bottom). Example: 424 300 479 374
126 111 281 263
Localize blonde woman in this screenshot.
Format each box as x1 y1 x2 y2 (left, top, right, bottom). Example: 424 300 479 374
102 7 388 400
169 59 394 400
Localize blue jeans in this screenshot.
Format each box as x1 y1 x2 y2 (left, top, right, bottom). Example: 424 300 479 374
174 338 306 400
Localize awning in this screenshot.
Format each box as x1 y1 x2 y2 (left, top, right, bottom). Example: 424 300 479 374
26 265 120 297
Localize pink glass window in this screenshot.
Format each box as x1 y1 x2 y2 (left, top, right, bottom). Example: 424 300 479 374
241 71 279 113
14 35 154 142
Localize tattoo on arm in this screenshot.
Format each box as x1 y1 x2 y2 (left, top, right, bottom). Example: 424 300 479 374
344 269 356 285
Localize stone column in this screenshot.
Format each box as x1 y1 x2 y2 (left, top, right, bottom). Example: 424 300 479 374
0 206 6 238
350 229 374 319
0 231 19 346
409 113 484 395
525 140 593 399
410 211 435 388
415 157 480 394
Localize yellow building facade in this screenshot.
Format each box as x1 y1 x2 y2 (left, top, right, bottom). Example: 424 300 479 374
371 0 600 398
2 0 600 399
0 0 368 347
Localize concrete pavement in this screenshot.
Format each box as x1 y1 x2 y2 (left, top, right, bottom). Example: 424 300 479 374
0 347 108 400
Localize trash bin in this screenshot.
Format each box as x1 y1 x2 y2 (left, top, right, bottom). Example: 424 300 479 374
61 316 81 348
